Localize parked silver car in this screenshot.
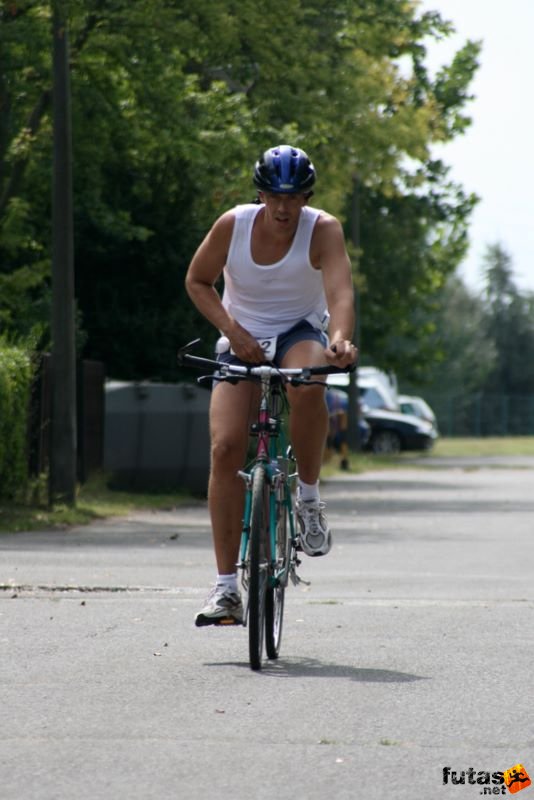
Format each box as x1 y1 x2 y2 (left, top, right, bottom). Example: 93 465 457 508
398 394 439 434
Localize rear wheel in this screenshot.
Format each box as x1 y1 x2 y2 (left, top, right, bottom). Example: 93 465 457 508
265 484 290 660
248 465 269 671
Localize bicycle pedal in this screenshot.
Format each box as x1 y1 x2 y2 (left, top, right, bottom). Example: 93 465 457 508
196 614 243 628
215 616 243 626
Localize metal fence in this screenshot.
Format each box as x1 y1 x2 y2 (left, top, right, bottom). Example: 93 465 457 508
424 392 534 437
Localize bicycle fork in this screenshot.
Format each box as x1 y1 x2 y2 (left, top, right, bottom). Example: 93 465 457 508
236 465 309 606
236 464 281 590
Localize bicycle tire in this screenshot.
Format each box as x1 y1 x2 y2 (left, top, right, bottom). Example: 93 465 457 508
248 464 269 671
265 482 290 660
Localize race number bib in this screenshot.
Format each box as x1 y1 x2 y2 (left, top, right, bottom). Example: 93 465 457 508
216 334 278 360
256 336 277 360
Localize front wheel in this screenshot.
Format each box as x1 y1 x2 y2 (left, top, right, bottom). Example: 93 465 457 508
248 465 269 671
265 484 290 660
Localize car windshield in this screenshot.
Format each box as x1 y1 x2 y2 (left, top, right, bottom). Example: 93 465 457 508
359 385 397 411
401 397 435 420
359 386 380 409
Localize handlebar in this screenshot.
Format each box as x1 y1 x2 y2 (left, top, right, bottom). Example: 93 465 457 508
177 338 356 383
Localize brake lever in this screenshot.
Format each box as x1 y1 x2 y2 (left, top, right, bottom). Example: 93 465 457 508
177 338 202 365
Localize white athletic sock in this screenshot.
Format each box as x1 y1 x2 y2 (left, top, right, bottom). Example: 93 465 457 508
298 480 320 502
216 573 238 593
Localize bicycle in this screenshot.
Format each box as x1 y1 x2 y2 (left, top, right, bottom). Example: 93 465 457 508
178 339 353 671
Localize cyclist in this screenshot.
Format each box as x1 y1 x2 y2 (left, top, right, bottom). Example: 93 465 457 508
185 144 357 626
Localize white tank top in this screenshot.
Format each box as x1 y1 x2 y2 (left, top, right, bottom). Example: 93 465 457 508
222 204 328 338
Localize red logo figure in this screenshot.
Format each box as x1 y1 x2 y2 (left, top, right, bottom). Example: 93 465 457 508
503 764 531 794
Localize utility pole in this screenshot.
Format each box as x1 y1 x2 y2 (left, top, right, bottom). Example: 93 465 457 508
49 2 77 505
346 175 361 451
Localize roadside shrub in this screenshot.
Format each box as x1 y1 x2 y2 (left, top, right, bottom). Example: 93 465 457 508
0 339 33 499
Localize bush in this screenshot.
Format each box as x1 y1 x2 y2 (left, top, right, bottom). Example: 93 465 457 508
0 340 33 499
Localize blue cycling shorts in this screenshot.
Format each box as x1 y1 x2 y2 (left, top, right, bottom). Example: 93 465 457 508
216 320 328 368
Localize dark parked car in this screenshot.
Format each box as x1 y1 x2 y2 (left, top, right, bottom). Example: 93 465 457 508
363 407 438 454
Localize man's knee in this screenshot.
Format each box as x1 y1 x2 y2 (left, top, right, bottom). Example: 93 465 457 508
288 384 327 415
210 436 247 472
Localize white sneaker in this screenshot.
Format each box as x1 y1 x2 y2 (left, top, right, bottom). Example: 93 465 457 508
195 585 244 627
296 497 332 557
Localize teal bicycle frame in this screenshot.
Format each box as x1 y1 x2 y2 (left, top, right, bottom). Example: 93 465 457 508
237 373 297 592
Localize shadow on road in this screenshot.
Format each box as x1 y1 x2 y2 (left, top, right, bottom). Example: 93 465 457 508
205 657 428 683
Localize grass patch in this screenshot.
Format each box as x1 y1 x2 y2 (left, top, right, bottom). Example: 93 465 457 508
321 451 425 476
321 436 534 477
0 471 195 534
432 436 534 457
321 452 395 476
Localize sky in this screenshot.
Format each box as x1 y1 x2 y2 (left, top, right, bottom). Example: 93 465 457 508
418 0 534 294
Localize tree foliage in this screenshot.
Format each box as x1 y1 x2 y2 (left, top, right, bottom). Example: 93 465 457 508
356 160 478 380
1 0 481 379
480 243 534 395
410 243 534 404
416 273 496 394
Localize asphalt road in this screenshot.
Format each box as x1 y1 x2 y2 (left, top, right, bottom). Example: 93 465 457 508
1 459 534 799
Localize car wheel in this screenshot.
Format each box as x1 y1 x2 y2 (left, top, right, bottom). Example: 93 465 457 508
371 430 402 455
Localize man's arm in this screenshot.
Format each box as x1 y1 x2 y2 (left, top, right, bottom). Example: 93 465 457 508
185 212 266 362
313 214 356 367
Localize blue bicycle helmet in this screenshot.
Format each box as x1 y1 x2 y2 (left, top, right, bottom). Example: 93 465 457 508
253 144 315 194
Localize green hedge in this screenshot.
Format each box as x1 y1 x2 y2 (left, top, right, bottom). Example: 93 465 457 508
0 341 32 499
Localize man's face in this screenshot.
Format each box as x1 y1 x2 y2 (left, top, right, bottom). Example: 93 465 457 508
259 191 307 231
